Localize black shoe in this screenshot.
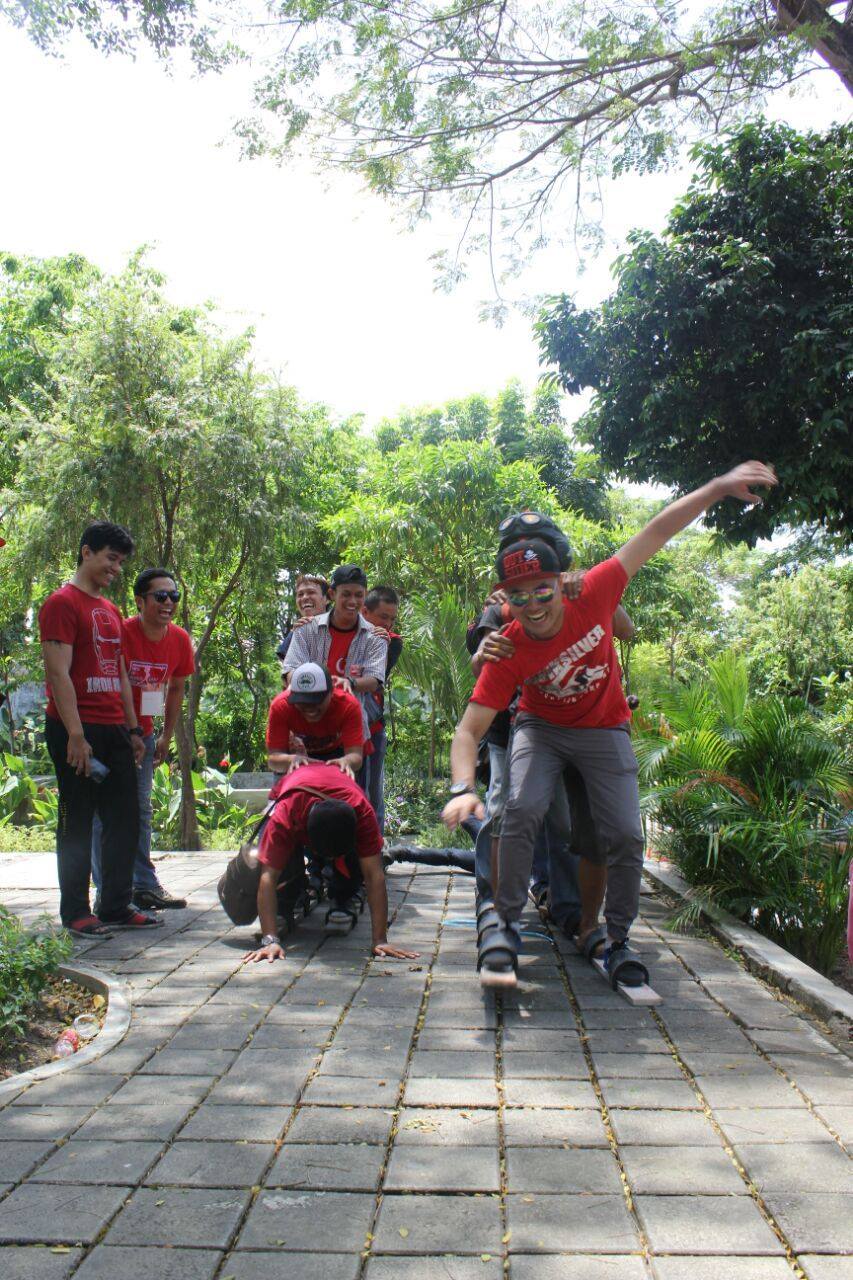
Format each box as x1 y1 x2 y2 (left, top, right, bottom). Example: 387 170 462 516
134 887 187 910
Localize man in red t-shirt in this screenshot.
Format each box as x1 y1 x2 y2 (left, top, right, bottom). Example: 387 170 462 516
266 662 365 778
92 567 196 912
241 762 419 964
443 462 778 988
38 521 154 937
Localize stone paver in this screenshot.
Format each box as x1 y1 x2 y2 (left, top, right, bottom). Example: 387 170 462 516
73 1246 222 1280
1 850 851 1273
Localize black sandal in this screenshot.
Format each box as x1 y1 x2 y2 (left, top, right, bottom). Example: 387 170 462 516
576 924 608 962
603 940 649 989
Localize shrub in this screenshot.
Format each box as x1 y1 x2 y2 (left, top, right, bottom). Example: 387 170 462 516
0 906 72 1045
637 653 852 975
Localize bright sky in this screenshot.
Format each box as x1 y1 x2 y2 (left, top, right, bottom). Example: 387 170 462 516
0 24 849 427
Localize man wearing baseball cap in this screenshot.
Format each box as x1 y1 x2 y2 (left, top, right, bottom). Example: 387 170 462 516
442 462 778 989
266 662 365 779
241 760 419 964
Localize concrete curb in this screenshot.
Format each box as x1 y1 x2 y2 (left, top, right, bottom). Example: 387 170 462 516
643 860 853 1031
0 962 132 1101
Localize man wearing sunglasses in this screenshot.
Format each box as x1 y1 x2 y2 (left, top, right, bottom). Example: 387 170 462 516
92 568 195 912
443 462 778 989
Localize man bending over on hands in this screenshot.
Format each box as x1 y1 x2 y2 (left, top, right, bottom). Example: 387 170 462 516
243 760 419 964
442 463 777 989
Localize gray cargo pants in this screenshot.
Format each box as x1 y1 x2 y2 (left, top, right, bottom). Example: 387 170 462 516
496 714 644 943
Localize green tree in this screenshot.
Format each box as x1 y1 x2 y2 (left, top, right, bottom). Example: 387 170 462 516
537 122 853 542
0 253 99 489
2 253 301 847
324 438 558 605
732 563 853 696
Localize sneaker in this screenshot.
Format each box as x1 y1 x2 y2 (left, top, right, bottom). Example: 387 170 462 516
101 908 162 929
133 887 187 910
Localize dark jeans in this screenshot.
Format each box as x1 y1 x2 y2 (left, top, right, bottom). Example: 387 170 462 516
45 717 139 925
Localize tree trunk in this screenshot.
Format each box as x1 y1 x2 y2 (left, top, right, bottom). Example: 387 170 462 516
773 0 853 94
428 706 436 780
175 709 201 851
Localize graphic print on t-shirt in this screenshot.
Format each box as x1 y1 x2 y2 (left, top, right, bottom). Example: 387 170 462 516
527 624 609 703
91 607 122 678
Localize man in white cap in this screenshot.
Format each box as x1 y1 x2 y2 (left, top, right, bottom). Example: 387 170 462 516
266 662 366 780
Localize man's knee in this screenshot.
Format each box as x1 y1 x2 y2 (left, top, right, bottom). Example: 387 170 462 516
603 825 644 873
501 796 543 847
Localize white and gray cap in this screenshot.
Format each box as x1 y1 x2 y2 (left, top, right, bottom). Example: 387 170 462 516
289 661 333 705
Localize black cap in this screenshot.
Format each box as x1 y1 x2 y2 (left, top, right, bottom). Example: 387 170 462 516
331 564 368 588
497 511 572 570
496 537 563 586
306 799 357 861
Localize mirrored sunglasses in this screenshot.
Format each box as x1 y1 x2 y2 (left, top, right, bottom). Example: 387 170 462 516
146 589 181 603
506 585 557 608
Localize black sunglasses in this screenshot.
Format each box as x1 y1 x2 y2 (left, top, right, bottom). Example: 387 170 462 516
145 589 180 603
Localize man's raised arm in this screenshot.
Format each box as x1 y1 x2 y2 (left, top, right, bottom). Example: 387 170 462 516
616 462 777 581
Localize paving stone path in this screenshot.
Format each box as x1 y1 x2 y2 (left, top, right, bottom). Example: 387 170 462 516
1 850 851 1280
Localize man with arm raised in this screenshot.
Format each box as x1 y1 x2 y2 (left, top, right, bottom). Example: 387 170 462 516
442 463 777 989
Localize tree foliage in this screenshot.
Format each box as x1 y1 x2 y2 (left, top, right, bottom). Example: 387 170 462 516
5 2 851 280
537 121 853 542
0 252 306 846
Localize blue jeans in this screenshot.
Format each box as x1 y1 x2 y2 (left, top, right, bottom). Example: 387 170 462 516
362 726 388 834
475 738 582 930
92 733 160 895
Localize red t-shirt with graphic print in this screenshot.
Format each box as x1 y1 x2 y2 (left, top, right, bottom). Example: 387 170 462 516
326 623 358 678
123 615 195 736
257 762 382 873
38 584 126 724
266 686 364 759
471 557 631 729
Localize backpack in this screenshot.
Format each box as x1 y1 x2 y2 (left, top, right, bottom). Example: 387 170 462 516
216 783 332 926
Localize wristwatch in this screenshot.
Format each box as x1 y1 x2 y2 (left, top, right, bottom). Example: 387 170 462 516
260 933 279 947
448 780 475 798
129 726 144 738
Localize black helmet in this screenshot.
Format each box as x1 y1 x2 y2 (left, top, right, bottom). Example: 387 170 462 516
497 511 573 570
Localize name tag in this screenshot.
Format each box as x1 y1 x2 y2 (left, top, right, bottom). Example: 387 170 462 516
140 690 166 716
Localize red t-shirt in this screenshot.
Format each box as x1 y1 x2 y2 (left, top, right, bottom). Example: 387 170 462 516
258 762 382 872
471 558 631 729
39 584 126 725
266 686 364 758
123 615 195 736
326 623 357 678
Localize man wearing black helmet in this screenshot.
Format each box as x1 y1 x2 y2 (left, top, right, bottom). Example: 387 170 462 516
443 464 778 989
468 512 634 937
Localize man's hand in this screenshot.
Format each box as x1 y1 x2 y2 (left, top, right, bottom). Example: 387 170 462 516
561 570 586 599
373 941 421 960
242 941 286 964
130 734 146 767
292 617 311 630
67 731 92 776
332 758 356 779
715 461 778 505
332 675 354 695
370 626 392 643
483 588 507 608
286 754 310 773
153 735 171 767
288 732 307 753
442 792 485 830
479 627 515 664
